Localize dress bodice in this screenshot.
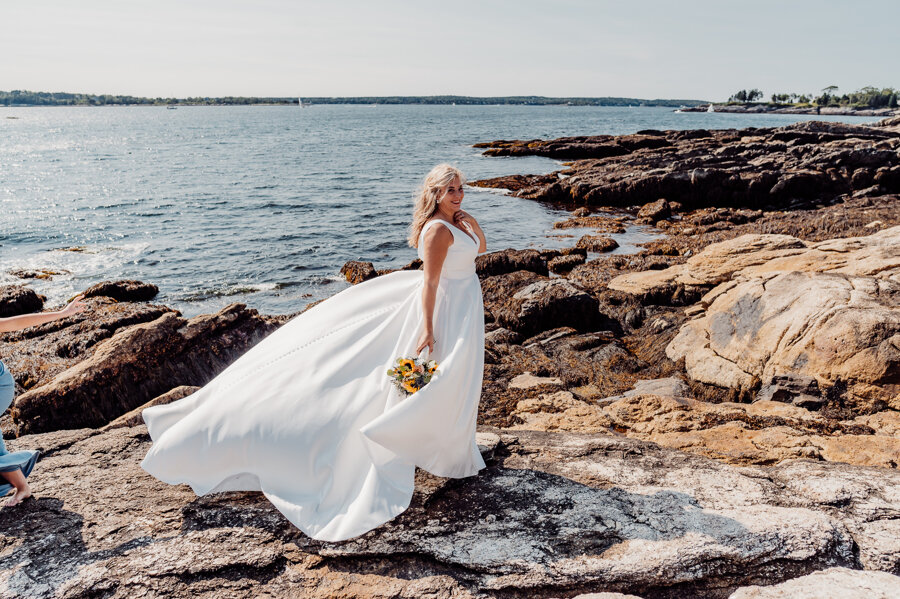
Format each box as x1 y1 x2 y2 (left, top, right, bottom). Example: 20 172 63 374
417 218 479 280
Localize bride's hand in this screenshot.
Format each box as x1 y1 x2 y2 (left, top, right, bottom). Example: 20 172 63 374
415 330 435 356
453 210 475 227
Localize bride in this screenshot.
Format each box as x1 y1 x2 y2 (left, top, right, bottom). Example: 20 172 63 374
141 164 488 541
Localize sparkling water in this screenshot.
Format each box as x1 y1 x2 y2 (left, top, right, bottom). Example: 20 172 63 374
0 104 879 316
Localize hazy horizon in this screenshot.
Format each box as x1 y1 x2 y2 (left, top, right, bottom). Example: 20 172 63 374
1 91 712 102
2 0 897 101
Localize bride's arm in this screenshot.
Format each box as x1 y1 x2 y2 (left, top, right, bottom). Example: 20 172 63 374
416 225 453 354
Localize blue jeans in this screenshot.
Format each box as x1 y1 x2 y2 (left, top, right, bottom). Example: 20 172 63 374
0 361 40 493
0 362 14 456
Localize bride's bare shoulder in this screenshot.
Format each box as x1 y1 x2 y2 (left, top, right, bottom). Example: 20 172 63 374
422 219 453 245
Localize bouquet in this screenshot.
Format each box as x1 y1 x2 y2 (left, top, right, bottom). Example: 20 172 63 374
387 354 439 396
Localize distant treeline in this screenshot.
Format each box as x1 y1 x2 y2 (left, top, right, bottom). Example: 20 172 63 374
0 90 706 107
0 91 294 106
299 96 705 107
728 86 898 109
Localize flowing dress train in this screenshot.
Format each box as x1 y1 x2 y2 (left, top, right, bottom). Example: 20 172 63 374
141 218 485 541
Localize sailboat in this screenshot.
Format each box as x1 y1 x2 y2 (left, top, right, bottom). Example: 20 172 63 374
707 103 715 113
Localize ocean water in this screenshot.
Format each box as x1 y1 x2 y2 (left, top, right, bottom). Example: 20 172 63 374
0 105 881 317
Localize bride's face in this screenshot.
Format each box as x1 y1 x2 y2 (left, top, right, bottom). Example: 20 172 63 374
440 177 464 213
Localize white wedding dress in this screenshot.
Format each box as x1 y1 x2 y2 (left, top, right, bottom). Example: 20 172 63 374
141 218 486 542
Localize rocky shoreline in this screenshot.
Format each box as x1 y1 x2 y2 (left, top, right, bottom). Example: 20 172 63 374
678 104 899 117
2 116 900 597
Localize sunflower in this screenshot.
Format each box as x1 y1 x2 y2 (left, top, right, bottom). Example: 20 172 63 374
388 355 440 396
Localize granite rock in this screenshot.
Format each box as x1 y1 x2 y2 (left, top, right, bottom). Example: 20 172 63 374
11 304 283 435
3 425 898 598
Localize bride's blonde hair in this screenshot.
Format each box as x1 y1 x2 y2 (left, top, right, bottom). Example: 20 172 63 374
408 164 466 248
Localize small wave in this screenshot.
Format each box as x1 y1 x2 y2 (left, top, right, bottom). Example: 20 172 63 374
310 274 344 286
9 242 152 279
51 246 95 253
373 240 406 251
272 233 309 242
285 248 318 260
93 200 142 210
179 282 279 302
474 186 515 196
254 201 308 211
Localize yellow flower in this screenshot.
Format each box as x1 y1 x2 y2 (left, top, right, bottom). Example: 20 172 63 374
398 358 415 370
402 380 418 393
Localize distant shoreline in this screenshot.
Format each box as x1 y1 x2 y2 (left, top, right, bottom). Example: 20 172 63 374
680 103 900 117
0 90 707 108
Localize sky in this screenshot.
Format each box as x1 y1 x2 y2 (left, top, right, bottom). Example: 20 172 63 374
1 0 897 101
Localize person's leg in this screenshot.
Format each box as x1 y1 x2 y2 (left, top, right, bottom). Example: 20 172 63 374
1 468 31 506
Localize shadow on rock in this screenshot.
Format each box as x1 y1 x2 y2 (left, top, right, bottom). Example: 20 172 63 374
0 497 157 597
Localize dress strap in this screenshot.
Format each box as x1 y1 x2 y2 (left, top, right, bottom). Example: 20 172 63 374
420 218 454 242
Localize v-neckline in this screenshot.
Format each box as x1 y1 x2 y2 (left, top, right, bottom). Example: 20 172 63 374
432 218 477 245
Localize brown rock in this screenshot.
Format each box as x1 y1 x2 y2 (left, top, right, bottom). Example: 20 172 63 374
540 247 588 260
662 228 900 410
492 328 636 394
480 270 545 321
852 410 900 436
476 136 632 160
512 390 613 432
0 298 175 394
576 235 619 252
494 279 602 338
876 115 900 128
548 253 586 273
464 172 555 193
12 303 283 435
510 391 900 469
507 371 564 390
483 327 522 345
8 269 68 280
374 258 424 277
340 260 377 284
0 284 43 317
637 199 671 221
729 568 900 598
81 280 159 302
5 424 897 598
553 215 627 234
102 385 201 430
472 120 900 213
475 248 548 277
